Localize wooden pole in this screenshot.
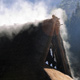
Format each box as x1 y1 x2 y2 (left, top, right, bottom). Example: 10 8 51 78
52 33 72 77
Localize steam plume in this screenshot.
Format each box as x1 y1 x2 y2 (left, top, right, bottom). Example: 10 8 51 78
0 0 50 37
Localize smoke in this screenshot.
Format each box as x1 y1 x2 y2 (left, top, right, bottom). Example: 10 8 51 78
0 0 49 26
0 0 51 38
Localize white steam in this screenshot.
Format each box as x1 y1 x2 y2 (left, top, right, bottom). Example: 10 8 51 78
0 0 49 26
0 0 50 37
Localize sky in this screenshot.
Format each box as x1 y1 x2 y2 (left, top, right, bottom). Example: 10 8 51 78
1 0 62 8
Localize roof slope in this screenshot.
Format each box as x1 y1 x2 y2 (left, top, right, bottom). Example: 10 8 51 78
44 68 73 80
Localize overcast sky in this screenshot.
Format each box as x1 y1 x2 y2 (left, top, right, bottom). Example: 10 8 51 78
1 0 62 8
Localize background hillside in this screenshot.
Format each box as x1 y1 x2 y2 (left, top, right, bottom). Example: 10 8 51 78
59 0 80 17
67 2 80 78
